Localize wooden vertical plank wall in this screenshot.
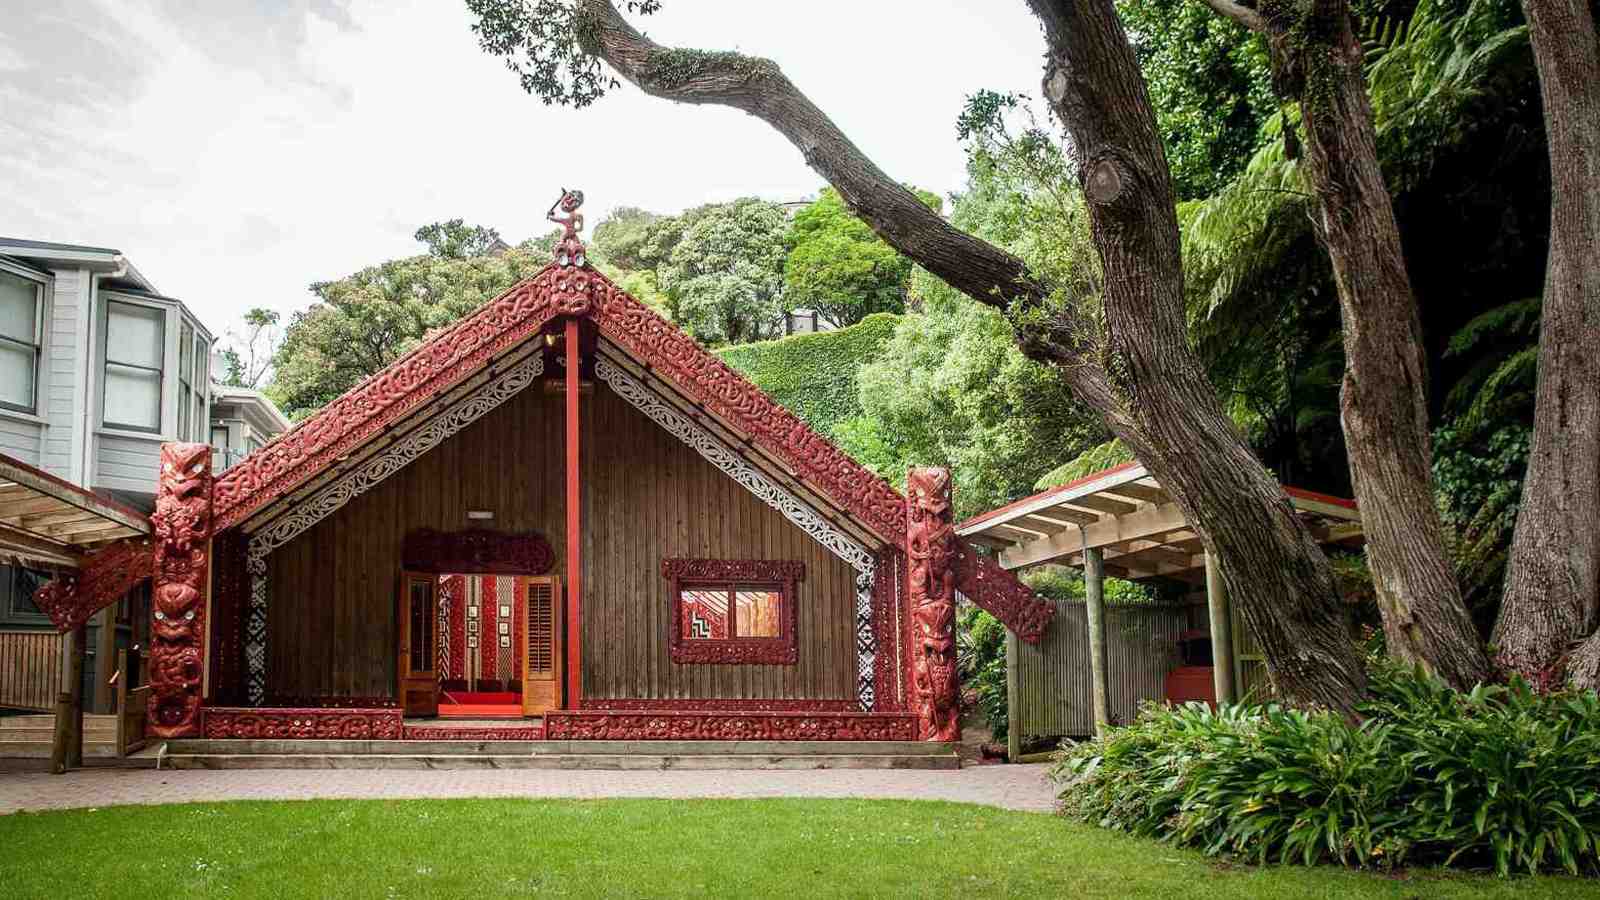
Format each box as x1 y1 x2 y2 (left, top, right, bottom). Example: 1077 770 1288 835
261 373 859 703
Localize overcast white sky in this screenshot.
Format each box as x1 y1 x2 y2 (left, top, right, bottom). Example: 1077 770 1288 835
0 1 1047 339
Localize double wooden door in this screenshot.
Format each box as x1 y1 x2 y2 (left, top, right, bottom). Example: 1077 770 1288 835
397 573 563 717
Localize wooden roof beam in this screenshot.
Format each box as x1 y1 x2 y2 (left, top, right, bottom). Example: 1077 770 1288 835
1000 501 1188 569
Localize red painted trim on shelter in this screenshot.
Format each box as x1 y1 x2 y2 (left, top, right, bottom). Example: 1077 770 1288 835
1284 485 1360 510
956 460 1143 531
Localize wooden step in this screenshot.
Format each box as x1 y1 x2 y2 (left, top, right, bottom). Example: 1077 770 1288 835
0 740 122 759
162 738 956 757
160 752 958 771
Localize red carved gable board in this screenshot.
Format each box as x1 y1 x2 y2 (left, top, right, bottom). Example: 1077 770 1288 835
38 261 1055 642
209 264 906 543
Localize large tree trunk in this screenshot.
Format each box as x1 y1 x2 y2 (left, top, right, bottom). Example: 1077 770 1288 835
1025 0 1367 713
1201 0 1489 689
1493 0 1600 689
576 0 1368 713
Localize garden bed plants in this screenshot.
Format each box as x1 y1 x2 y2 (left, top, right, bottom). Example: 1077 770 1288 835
1052 665 1600 876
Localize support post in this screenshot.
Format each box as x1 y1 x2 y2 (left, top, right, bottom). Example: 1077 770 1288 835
1005 628 1021 762
564 318 582 710
1083 544 1110 738
50 624 86 774
1205 552 1236 705
906 467 959 742
147 443 213 738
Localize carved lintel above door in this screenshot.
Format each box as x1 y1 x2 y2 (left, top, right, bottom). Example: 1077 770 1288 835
401 529 555 576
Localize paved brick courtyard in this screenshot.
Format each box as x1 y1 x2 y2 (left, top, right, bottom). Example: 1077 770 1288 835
0 763 1057 815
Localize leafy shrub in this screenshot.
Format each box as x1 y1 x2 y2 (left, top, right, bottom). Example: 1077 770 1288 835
959 607 1009 742
715 313 899 437
1052 665 1600 876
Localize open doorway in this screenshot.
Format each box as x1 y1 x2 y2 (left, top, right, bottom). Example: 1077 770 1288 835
431 573 561 719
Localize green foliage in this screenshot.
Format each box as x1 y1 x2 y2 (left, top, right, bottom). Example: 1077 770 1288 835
413 219 504 259
715 314 900 438
1053 666 1600 876
958 606 1009 742
268 245 547 420
835 293 1105 520
1116 0 1276 199
466 0 661 107
217 307 282 389
782 188 937 327
655 197 789 345
1033 439 1135 491
1021 565 1152 606
1432 296 1540 627
827 125 1107 519
591 206 661 271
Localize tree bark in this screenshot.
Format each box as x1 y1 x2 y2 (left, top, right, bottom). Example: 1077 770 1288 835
1493 0 1600 689
577 0 1367 713
1201 0 1490 689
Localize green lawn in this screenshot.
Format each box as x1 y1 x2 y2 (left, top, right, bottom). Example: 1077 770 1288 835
0 798 1592 898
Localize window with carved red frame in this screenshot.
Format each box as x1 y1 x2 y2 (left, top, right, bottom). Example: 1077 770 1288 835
662 559 804 665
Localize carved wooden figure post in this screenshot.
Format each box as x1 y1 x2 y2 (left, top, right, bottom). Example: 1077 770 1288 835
147 442 213 738
906 466 959 742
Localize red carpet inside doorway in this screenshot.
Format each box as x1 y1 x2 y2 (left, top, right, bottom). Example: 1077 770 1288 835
439 691 522 718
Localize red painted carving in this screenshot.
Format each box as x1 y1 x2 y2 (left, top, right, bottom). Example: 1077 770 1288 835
544 710 919 742
31 539 155 632
547 188 587 268
147 443 213 739
211 266 901 557
401 528 554 575
210 270 588 533
201 707 403 739
872 550 903 712
402 725 544 741
583 698 859 712
662 559 804 665
906 467 959 742
954 544 1056 644
594 289 906 543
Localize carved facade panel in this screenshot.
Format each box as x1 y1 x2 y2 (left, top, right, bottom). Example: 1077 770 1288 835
954 544 1056 644
544 710 919 742
147 443 213 738
906 467 959 742
31 540 155 632
201 707 403 739
662 558 804 665
401 528 554 575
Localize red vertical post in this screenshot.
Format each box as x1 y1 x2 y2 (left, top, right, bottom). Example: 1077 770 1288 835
564 318 582 709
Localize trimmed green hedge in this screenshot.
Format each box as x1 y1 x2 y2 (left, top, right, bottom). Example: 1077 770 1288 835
716 313 900 437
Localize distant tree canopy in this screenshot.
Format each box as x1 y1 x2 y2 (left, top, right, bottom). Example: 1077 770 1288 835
654 197 789 344
782 187 939 327
590 206 661 270
267 241 546 419
217 307 282 390
414 218 505 259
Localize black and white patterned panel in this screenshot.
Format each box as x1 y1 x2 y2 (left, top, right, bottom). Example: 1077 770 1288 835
855 569 877 711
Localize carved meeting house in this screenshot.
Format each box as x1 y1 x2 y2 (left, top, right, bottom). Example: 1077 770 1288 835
33 229 1055 744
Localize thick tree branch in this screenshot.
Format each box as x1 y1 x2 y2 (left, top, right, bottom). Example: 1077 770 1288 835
574 0 1115 406
1197 0 1266 31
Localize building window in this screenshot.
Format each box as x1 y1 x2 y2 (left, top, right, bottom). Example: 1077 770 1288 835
1 564 53 623
190 331 207 441
0 270 43 413
177 320 194 438
662 559 804 665
103 300 164 432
